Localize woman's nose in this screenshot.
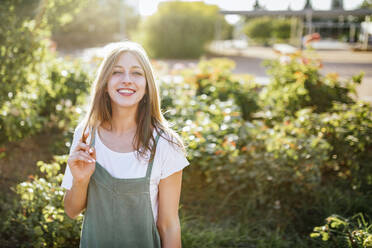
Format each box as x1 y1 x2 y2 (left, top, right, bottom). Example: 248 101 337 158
121 72 131 82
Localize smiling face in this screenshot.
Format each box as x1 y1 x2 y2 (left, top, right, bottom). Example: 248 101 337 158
84 41 185 161
106 52 147 112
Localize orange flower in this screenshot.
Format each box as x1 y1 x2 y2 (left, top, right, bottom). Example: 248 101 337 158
294 71 304 79
222 138 228 147
301 57 309 65
327 72 339 81
194 131 202 138
215 150 223 155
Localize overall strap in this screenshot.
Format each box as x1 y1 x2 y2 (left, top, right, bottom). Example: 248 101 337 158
89 126 97 148
145 130 162 178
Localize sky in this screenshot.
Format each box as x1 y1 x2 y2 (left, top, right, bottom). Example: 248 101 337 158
134 0 365 16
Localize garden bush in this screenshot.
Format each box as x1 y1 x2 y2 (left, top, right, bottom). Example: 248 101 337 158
259 51 358 122
161 58 260 121
1 41 371 246
52 0 140 49
0 155 294 248
160 58 260 190
159 55 372 239
242 103 371 232
310 213 372 248
0 0 87 106
0 55 91 144
0 156 82 248
0 0 91 146
134 1 231 58
257 53 372 196
244 17 292 45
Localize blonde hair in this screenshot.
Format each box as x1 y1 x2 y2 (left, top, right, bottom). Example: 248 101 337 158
81 41 185 161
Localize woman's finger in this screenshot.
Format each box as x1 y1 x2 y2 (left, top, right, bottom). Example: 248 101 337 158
77 151 96 162
88 147 96 160
71 152 95 164
74 142 91 153
82 130 90 144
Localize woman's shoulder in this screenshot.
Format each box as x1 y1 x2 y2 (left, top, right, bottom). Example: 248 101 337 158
155 128 185 154
153 128 190 175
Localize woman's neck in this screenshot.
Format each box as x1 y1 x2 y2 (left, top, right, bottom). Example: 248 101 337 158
103 105 137 135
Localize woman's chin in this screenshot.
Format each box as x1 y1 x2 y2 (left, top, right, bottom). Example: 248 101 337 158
113 101 140 110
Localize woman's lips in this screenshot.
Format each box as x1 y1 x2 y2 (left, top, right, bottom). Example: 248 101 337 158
117 89 136 96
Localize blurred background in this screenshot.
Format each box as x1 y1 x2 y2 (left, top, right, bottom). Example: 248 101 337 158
1 0 372 247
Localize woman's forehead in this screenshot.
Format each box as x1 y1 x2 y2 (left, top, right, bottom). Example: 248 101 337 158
114 52 143 69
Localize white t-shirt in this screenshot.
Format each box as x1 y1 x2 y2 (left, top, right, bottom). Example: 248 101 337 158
61 123 190 223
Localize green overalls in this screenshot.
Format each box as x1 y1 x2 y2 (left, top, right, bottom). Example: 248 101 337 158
80 127 162 248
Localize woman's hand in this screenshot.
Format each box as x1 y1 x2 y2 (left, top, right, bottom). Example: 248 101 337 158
67 131 96 185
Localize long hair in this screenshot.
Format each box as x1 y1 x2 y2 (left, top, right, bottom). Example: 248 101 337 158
81 41 185 161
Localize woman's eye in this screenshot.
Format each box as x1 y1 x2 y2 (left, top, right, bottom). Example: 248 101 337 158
113 71 122 75
133 71 143 76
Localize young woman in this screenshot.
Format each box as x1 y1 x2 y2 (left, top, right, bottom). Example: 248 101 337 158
61 41 189 248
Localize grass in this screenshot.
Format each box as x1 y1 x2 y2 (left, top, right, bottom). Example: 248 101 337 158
180 170 314 248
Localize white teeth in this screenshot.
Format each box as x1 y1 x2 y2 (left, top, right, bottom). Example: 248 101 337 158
118 89 135 94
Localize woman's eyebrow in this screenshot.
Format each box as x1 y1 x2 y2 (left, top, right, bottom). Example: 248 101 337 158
113 65 143 70
132 65 142 69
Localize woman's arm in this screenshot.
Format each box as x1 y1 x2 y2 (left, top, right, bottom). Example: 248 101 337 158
63 180 90 219
157 170 183 248
63 134 96 219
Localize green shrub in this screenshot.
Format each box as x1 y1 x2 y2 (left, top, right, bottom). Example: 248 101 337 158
160 55 372 237
244 17 292 45
259 51 358 122
162 58 260 121
134 1 227 58
0 55 91 144
0 0 87 106
258 52 372 194
192 58 260 121
0 0 91 145
52 0 140 49
0 156 82 248
242 103 371 229
244 17 274 45
272 18 291 40
310 213 372 248
317 102 372 193
2 47 371 246
159 58 260 190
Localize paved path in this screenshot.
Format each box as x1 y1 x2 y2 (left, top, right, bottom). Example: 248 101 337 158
160 46 372 103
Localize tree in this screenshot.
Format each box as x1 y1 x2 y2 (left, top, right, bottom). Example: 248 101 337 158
331 0 344 10
360 0 372 9
0 0 90 143
52 0 140 49
244 17 291 45
134 1 226 58
304 0 313 9
253 0 263 10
